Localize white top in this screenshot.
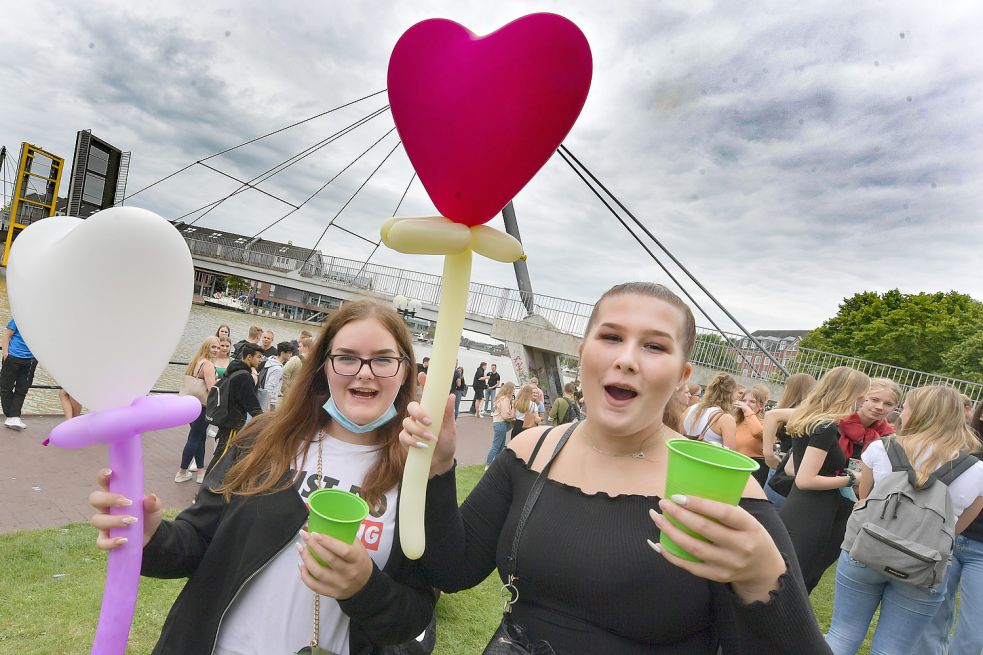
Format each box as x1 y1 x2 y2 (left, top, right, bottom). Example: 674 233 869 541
862 440 983 520
514 400 537 421
682 405 725 446
214 434 397 655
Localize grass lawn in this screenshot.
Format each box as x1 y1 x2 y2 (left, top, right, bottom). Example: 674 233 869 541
0 465 876 654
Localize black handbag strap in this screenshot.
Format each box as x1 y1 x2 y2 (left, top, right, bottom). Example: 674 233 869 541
504 422 579 580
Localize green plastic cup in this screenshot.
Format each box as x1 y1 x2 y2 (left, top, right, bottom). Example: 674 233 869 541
307 488 370 566
660 439 759 562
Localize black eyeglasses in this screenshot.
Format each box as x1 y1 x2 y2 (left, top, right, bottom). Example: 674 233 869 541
326 354 407 378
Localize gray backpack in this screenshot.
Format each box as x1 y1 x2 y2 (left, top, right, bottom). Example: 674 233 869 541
841 436 976 588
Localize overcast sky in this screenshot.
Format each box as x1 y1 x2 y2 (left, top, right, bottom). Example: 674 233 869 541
2 1 981 332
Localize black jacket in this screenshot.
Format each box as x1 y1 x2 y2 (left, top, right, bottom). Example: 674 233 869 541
142 435 435 654
222 359 263 428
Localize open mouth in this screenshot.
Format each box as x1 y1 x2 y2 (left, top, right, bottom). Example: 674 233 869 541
604 384 638 402
350 387 379 399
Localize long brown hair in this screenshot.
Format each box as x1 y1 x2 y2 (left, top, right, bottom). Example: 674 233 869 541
216 300 417 507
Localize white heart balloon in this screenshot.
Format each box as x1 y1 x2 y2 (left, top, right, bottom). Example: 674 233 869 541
7 207 193 412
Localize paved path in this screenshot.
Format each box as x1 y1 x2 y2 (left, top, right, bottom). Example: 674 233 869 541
0 411 498 534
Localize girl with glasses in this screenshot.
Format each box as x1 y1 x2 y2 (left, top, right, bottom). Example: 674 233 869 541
87 300 435 655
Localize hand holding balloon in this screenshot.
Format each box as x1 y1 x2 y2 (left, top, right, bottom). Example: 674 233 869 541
90 468 164 550
399 396 458 477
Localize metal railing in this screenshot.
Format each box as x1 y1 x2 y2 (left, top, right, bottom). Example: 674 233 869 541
688 326 983 402
186 236 983 402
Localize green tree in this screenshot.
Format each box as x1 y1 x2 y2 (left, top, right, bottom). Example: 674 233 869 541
800 290 983 376
941 333 983 384
223 275 249 297
691 333 738 372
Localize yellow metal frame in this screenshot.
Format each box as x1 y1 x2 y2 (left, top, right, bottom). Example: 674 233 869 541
2 143 64 266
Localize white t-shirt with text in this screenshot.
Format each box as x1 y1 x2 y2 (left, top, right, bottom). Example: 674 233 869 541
214 434 397 655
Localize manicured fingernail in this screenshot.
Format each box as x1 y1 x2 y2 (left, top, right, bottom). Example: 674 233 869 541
121 516 138 525
101 468 112 476
117 498 133 507
647 539 662 554
670 494 688 506
415 441 429 449
649 508 662 523
422 417 433 426
115 537 128 545
295 542 304 554
301 531 310 542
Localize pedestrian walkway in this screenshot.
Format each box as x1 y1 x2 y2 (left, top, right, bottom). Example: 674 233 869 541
0 411 498 534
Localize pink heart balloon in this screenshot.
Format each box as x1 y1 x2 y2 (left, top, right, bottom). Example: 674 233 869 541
388 13 592 226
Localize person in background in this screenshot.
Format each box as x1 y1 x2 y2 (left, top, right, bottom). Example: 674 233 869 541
232 325 262 360
176 337 220 484
779 366 871 592
549 382 582 426
761 373 818 509
209 343 265 470
1 318 38 431
826 387 983 655
529 377 546 416
482 363 500 417
401 282 828 653
681 372 738 448
686 382 701 406
260 330 277 359
963 394 975 424
844 378 901 455
281 336 312 399
734 385 770 487
88 301 435 654
469 362 487 416
486 381 517 469
510 384 538 440
59 389 82 420
451 365 466 420
674 382 692 407
261 342 295 410
914 398 983 655
417 357 430 400
214 337 232 379
215 324 231 340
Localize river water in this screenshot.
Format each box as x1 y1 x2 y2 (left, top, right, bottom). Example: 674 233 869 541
0 274 520 415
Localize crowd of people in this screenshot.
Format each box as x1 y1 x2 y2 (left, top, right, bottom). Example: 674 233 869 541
64 281 983 654
173 325 312 484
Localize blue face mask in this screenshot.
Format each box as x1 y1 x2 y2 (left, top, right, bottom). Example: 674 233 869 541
322 396 398 434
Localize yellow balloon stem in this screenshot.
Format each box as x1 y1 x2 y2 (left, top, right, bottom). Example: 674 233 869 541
399 249 473 560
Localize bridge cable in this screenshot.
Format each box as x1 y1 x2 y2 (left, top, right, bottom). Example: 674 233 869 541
177 105 391 227
299 136 402 272
555 148 764 378
118 88 387 204
353 170 418 280
558 144 790 377
249 125 397 241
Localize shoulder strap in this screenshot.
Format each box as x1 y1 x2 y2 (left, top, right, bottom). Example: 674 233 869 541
505 423 578 579
527 429 552 469
883 436 920 486
699 409 724 440
933 452 977 486
193 360 208 378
